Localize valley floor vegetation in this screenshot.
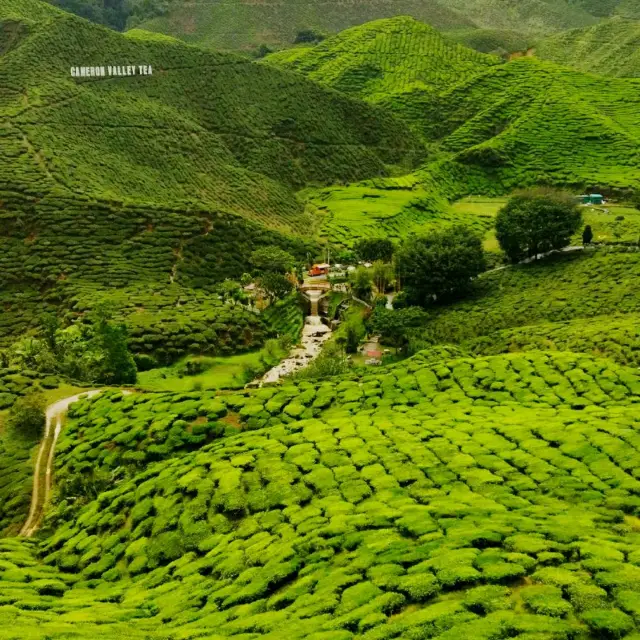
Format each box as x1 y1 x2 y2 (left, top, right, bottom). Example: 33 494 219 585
3 3 640 639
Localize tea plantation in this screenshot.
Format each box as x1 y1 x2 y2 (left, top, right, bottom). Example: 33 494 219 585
535 18 640 77
0 0 426 358
411 250 640 350
3 5 640 639
0 349 638 638
268 18 640 193
132 0 599 51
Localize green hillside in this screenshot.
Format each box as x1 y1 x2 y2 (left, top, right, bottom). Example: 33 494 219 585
419 57 640 193
0 1 422 359
129 0 599 52
264 18 500 109
535 17 640 77
267 19 640 195
0 348 639 637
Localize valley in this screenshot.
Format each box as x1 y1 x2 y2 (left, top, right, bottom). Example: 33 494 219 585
2 1 640 639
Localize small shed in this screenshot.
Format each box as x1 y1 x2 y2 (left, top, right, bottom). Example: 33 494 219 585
577 194 604 205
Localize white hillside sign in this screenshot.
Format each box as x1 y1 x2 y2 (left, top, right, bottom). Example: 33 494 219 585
70 65 153 78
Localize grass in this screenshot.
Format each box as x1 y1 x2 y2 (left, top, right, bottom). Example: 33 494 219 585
137 347 286 392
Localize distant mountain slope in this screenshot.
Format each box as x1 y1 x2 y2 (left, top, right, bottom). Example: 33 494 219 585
267 17 640 193
127 0 598 52
419 57 640 192
264 17 501 139
445 28 534 57
535 17 640 77
0 0 422 358
264 17 500 100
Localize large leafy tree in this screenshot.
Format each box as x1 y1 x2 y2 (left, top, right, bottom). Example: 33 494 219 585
258 273 293 303
250 247 296 274
354 238 395 263
396 225 486 306
496 188 583 263
369 306 428 354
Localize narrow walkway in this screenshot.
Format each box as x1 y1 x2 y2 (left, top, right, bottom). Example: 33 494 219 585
20 390 102 537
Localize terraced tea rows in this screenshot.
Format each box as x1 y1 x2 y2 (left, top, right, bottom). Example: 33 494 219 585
535 18 640 77
412 250 640 347
0 0 421 356
133 0 600 51
466 314 640 368
0 347 637 638
48 351 640 518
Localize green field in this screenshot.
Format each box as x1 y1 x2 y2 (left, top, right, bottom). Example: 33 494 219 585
305 185 497 249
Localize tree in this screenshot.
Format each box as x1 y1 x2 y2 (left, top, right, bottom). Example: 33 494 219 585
583 225 593 246
218 279 246 306
250 246 296 274
351 266 372 300
294 28 326 44
94 319 137 384
354 238 395 263
495 188 583 263
8 393 46 440
258 273 293 303
369 307 428 354
372 261 393 294
396 225 486 306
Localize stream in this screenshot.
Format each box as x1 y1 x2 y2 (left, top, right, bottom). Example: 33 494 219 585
260 290 332 384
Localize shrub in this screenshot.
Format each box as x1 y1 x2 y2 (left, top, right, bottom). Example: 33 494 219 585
8 393 46 440
581 609 634 638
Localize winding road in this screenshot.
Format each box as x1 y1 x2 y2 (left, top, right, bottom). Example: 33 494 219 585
19 390 102 538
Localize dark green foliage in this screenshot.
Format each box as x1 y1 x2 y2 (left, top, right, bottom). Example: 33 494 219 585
354 238 395 263
251 247 296 274
7 392 46 440
294 28 327 44
397 225 486 305
496 189 583 262
351 267 373 301
258 273 294 303
369 307 429 354
582 225 593 245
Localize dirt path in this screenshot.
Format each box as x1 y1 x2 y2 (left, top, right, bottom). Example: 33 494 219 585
20 390 102 538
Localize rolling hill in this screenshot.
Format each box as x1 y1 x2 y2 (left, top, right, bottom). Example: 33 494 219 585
264 17 501 107
1 347 640 638
129 0 600 52
535 17 640 77
0 0 422 359
267 17 640 218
